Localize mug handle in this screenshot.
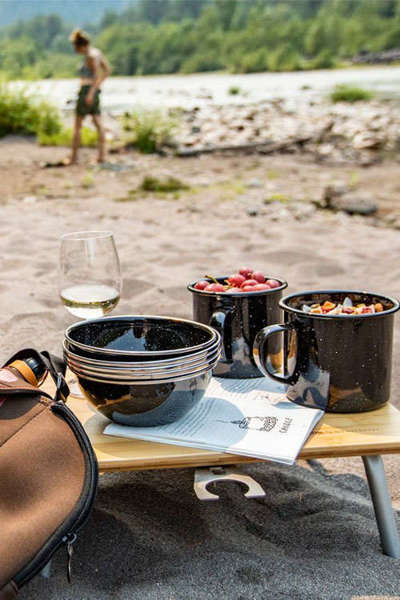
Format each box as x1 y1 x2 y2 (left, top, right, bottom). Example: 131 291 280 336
253 323 296 384
210 309 233 361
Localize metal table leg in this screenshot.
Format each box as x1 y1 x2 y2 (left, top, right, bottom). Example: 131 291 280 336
362 455 400 558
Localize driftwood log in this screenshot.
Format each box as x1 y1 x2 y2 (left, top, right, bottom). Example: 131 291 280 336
175 136 312 157
109 136 312 157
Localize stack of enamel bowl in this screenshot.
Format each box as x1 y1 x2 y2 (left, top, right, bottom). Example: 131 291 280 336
64 315 221 427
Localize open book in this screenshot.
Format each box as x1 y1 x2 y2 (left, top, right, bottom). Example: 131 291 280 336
104 377 324 465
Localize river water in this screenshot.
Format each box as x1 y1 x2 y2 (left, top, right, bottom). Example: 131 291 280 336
21 65 400 114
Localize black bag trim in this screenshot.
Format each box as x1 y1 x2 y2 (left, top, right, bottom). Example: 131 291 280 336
1 350 98 589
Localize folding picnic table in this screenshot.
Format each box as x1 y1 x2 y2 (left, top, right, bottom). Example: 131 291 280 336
64 394 400 558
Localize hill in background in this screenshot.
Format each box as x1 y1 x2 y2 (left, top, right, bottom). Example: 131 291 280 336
1 0 400 79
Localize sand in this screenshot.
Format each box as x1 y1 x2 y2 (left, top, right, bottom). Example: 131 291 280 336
1 138 399 598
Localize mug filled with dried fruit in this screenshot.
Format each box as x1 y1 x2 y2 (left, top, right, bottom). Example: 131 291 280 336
253 290 399 413
188 267 287 378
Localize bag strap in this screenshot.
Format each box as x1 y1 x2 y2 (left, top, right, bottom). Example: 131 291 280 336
40 351 70 402
1 349 69 403
0 581 18 599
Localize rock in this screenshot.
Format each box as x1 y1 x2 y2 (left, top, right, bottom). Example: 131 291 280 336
317 143 335 157
353 132 385 150
246 178 263 189
264 203 292 221
333 193 378 216
358 152 380 167
23 196 37 204
314 183 349 208
247 207 259 217
99 162 134 172
323 182 349 200
289 202 317 220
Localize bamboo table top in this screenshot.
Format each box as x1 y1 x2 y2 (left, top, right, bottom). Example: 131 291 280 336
64 395 400 472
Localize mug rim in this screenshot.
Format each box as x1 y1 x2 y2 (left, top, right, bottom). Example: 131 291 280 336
188 275 288 296
280 289 400 319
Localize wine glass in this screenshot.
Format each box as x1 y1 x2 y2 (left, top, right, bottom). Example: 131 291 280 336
59 231 122 320
59 231 122 399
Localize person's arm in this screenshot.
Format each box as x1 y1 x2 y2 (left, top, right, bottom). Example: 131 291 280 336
85 54 111 105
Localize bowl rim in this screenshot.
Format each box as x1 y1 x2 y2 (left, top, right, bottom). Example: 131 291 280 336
66 360 220 382
280 289 400 319
65 314 219 356
65 347 221 378
63 337 221 368
187 275 287 296
73 363 216 386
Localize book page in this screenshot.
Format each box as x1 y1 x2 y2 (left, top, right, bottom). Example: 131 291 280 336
104 377 324 465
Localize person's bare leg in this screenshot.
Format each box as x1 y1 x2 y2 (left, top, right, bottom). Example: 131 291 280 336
92 114 106 163
70 115 83 164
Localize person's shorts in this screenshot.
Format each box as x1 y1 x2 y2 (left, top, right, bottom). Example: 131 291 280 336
76 85 101 116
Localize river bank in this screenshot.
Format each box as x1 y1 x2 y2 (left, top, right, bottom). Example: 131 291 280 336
16 65 400 113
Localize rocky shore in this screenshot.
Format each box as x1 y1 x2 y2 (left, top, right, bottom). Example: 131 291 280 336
171 98 400 167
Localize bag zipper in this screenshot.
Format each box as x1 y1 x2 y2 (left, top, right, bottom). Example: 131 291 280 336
63 532 77 582
14 401 98 587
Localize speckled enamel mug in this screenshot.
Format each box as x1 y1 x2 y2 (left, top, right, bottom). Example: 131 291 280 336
188 276 287 378
253 290 399 413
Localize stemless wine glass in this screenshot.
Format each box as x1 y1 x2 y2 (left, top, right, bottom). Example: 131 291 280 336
59 231 122 320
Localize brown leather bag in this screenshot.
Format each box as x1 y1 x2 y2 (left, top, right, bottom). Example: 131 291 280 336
0 349 98 598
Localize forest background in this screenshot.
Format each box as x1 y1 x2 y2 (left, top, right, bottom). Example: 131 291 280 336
1 0 400 80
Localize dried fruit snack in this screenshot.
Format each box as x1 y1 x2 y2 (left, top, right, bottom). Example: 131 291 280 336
302 296 384 315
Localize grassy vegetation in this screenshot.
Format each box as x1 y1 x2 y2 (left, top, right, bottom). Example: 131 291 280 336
349 170 360 188
114 175 191 202
266 169 280 180
0 81 61 138
330 84 374 103
140 175 189 192
81 171 95 189
228 86 241 96
121 108 176 153
264 193 290 204
38 126 98 147
114 175 189 202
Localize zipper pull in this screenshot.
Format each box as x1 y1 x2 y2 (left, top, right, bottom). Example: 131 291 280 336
63 533 77 583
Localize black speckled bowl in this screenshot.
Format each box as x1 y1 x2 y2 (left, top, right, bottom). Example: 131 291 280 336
65 315 221 425
74 368 214 426
65 315 218 361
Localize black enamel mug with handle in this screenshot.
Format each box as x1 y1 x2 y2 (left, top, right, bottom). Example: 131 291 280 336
188 276 287 378
253 290 399 413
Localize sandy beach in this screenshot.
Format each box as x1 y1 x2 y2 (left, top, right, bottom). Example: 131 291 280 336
1 136 400 599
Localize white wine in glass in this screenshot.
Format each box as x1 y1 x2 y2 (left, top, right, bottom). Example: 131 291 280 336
59 231 122 320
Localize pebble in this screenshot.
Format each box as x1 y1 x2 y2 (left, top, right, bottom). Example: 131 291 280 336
332 193 378 216
247 207 259 217
246 178 263 188
23 196 37 204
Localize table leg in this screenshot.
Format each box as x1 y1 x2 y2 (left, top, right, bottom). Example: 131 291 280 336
362 455 400 558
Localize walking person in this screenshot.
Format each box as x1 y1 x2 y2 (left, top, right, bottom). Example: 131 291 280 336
69 29 111 164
